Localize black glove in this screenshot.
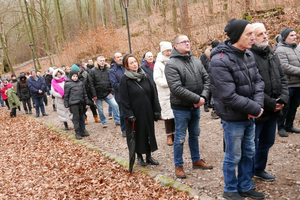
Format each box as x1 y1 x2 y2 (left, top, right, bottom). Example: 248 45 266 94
154 112 161 122
12 103 16 106
127 116 136 123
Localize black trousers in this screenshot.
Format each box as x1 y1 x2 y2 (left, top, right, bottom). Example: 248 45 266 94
22 98 32 111
70 104 85 135
4 99 10 109
84 100 98 116
43 93 48 105
10 108 16 117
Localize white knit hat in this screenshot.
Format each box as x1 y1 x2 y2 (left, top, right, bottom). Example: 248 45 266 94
159 41 172 53
49 67 54 74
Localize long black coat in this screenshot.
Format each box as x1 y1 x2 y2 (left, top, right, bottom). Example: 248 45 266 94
119 74 161 154
17 76 31 100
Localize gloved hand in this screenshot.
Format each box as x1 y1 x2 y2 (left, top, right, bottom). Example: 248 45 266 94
127 116 136 123
154 112 161 122
12 103 16 106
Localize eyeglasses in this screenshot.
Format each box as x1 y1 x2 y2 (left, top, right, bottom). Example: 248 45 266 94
176 40 191 45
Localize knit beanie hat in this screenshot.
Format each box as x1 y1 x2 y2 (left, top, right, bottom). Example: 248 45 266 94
71 64 80 72
49 67 54 74
224 18 251 44
159 41 172 53
280 27 295 41
70 70 79 78
275 34 282 43
211 41 220 49
122 54 130 68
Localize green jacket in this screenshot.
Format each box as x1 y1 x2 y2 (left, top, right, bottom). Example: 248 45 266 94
7 88 21 109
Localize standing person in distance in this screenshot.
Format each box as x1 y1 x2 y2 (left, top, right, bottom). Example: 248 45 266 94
17 73 32 114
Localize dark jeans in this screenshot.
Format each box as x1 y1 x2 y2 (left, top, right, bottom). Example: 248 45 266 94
164 118 175 135
254 118 276 175
33 96 45 115
22 98 32 111
277 87 300 130
10 108 16 117
4 99 10 109
43 94 48 105
117 102 125 132
70 104 85 135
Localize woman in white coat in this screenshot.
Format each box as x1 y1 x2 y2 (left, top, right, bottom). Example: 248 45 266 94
153 41 175 146
51 69 73 130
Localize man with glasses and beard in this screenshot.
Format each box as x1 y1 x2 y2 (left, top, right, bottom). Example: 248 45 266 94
165 34 213 179
250 23 289 184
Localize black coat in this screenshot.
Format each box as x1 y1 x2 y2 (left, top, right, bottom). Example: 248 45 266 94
210 40 265 122
165 48 210 110
44 74 53 87
89 64 113 99
250 45 289 123
17 75 31 100
119 74 161 154
78 70 93 100
141 62 154 80
64 78 89 108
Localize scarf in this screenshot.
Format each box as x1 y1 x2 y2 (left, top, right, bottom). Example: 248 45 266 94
145 61 155 70
124 68 146 82
51 77 66 97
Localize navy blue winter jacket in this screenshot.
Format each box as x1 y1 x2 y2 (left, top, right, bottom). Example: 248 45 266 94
109 63 125 102
209 40 265 122
27 75 46 98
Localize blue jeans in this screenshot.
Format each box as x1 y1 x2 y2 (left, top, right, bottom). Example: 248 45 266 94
222 119 255 193
95 95 120 125
117 102 125 132
33 96 45 115
254 118 276 175
277 87 300 130
0 94 4 106
173 107 201 168
73 114 86 131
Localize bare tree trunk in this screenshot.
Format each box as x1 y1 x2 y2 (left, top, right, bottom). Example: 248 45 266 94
57 0 66 41
179 0 191 37
208 0 214 25
90 0 98 28
172 0 179 33
0 18 13 74
24 0 41 70
161 0 167 32
264 0 268 10
245 0 251 12
76 0 83 26
223 0 228 21
53 0 62 52
18 0 30 41
104 0 113 27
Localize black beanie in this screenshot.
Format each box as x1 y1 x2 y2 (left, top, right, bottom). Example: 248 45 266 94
224 18 251 44
211 41 220 49
70 70 79 78
280 27 295 41
122 54 130 68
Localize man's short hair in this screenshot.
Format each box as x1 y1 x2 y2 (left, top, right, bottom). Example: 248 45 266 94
114 52 122 58
173 34 187 44
252 22 265 30
87 59 93 62
145 52 153 57
30 69 36 74
97 56 105 61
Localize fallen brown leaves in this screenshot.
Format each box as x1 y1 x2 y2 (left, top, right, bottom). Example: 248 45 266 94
0 109 189 199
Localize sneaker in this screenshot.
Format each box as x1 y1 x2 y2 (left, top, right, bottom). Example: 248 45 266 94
29 110 32 114
108 114 113 119
103 124 108 128
192 159 213 169
278 129 288 137
82 130 90 137
239 189 265 199
175 166 186 178
254 171 275 182
251 180 257 190
42 113 48 116
286 127 300 133
122 131 126 137
222 192 243 200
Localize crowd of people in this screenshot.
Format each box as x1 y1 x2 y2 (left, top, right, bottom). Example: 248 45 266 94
1 18 300 200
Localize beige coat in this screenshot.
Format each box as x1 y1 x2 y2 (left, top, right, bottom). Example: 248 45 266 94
153 52 174 120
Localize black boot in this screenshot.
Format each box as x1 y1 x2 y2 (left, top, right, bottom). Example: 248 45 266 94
63 122 69 130
146 152 159 165
137 153 146 166
82 130 89 137
53 104 57 111
75 132 82 140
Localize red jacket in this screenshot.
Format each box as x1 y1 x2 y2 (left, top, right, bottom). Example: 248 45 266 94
1 83 13 100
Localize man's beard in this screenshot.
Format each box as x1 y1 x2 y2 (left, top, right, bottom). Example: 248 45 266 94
254 40 269 49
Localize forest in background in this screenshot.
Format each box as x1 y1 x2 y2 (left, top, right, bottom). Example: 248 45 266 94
0 0 300 74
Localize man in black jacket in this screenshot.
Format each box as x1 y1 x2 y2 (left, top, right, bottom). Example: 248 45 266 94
90 56 120 128
165 34 212 179
210 19 265 200
250 23 289 183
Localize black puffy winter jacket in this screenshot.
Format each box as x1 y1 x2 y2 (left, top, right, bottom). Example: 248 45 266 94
210 40 265 122
64 78 89 108
165 48 210 110
17 74 31 100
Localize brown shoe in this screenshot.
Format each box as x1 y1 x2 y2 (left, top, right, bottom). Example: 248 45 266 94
167 135 173 146
175 166 186 178
192 159 213 169
85 116 88 125
94 115 101 123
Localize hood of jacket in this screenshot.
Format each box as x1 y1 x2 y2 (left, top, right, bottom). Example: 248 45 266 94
53 69 66 80
170 47 192 60
156 52 170 63
276 41 298 49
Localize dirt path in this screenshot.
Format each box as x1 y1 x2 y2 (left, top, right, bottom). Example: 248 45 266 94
13 98 300 199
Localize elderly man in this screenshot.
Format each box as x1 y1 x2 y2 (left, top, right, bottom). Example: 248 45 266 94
165 35 212 179
109 52 126 137
141 52 155 80
250 23 289 183
90 56 120 128
275 27 300 137
210 19 265 200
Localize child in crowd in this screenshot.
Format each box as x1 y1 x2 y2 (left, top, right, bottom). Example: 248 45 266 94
1 78 13 110
6 85 21 118
64 70 90 140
